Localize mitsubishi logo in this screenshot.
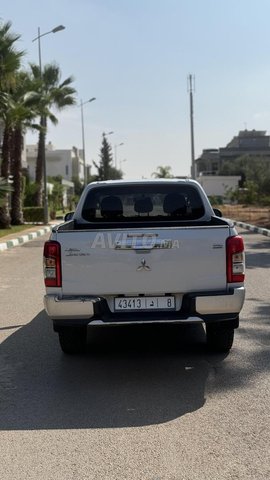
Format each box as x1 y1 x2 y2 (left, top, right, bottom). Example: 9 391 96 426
136 258 151 271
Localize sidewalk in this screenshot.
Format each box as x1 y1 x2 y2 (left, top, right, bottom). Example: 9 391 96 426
0 221 63 253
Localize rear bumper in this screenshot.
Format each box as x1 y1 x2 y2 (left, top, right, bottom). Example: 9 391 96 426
44 287 245 331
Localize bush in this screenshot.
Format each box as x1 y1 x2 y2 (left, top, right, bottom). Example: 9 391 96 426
23 207 44 222
258 196 270 206
208 195 223 206
24 181 39 207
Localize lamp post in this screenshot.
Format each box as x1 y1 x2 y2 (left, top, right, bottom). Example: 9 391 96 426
120 158 127 173
114 142 124 169
103 131 114 138
80 97 96 187
120 158 127 170
32 24 65 224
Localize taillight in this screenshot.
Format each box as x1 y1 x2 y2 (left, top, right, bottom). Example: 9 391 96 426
226 235 245 283
43 241 62 287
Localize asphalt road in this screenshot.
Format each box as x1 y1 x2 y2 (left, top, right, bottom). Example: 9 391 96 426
0 229 269 480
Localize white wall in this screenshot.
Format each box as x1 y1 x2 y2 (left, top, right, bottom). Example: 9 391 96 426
26 145 82 182
197 175 241 197
27 154 72 181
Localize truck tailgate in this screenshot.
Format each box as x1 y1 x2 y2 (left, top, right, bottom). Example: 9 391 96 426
58 226 230 295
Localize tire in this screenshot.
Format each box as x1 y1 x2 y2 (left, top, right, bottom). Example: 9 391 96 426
58 327 87 354
206 324 234 353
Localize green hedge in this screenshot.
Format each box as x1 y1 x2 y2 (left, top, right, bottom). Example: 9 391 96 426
23 207 44 222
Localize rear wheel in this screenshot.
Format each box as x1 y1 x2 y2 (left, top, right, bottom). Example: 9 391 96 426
58 327 87 354
206 324 234 353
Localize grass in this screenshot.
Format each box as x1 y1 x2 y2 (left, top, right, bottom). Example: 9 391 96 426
217 205 270 228
0 224 38 239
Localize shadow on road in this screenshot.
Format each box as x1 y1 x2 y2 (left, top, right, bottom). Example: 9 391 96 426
0 311 227 431
246 251 270 269
237 229 270 269
238 229 270 247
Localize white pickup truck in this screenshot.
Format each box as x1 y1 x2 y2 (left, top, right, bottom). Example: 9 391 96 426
43 179 245 354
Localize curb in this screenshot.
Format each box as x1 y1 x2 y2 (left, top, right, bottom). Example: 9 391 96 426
0 225 53 253
232 220 270 237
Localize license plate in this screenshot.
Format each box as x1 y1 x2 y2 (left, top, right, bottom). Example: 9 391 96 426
114 296 175 311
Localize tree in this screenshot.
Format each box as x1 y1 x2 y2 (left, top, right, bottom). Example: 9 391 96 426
0 122 13 227
29 63 77 206
220 155 270 204
0 177 13 207
0 21 24 93
0 92 9 116
93 134 123 181
24 180 39 207
152 165 173 178
72 176 84 196
47 176 64 217
4 73 40 224
0 20 24 228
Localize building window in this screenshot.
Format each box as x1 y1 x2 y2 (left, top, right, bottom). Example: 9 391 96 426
65 165 69 176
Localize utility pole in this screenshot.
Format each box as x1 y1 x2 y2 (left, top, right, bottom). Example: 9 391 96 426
114 143 124 169
188 74 196 179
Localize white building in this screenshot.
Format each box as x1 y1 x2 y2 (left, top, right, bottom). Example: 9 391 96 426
26 142 84 184
26 143 85 208
197 174 241 199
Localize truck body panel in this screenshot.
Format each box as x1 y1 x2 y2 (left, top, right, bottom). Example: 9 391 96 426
56 226 231 296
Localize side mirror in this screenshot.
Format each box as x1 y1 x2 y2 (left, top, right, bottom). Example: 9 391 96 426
213 208 222 218
64 212 74 222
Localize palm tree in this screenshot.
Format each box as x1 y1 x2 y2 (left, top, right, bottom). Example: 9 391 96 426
0 20 24 228
29 63 77 206
0 121 13 227
152 165 173 179
0 21 24 92
7 73 40 224
0 177 12 207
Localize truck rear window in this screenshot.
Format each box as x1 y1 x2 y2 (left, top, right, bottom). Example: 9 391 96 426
81 184 205 223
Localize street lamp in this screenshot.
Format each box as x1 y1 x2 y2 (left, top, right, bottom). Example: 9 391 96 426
114 142 124 169
32 24 65 224
80 97 96 187
103 131 114 137
32 25 65 71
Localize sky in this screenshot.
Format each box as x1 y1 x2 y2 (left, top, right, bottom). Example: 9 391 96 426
2 0 270 179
